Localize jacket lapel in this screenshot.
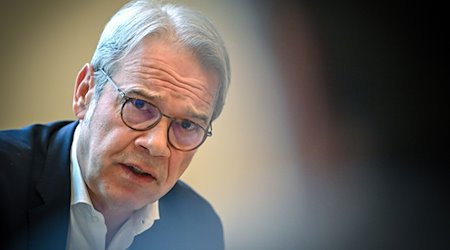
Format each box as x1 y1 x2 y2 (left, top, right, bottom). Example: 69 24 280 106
28 121 77 249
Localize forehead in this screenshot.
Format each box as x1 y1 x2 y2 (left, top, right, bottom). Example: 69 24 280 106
116 36 219 119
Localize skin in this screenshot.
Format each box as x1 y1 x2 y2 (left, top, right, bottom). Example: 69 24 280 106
72 35 219 243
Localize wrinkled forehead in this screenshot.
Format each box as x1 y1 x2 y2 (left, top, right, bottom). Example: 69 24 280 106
120 36 219 94
116 36 219 118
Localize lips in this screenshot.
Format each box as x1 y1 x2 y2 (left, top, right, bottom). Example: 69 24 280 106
128 165 148 175
122 163 155 180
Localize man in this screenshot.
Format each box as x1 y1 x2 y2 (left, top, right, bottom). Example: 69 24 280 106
0 0 230 249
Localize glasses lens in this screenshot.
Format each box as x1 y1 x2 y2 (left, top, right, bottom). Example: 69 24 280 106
122 98 160 130
169 119 205 150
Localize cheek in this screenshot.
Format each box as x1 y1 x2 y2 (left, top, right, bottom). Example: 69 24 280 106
88 100 128 153
81 111 129 178
81 131 131 199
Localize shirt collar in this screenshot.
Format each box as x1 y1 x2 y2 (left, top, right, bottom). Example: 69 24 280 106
70 124 92 206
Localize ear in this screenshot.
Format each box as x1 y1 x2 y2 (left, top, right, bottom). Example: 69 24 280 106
73 63 95 120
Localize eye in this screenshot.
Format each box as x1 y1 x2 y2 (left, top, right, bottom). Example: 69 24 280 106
124 98 160 126
133 99 146 109
180 120 194 130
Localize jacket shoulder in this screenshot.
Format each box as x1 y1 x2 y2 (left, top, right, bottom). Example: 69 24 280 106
0 121 74 175
163 181 222 226
133 181 224 250
0 121 75 156
0 121 77 248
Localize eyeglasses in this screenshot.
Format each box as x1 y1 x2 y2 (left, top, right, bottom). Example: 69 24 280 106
100 69 212 151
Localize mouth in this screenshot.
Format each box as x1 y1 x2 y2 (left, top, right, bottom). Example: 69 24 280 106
122 164 155 180
128 165 148 175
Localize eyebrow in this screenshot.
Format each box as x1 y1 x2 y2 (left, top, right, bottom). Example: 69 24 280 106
184 109 210 126
124 88 210 125
125 88 162 102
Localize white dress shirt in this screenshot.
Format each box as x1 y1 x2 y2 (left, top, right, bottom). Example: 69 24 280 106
66 125 160 250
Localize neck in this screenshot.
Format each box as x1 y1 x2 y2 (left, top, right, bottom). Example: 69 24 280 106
102 208 132 246
89 193 134 246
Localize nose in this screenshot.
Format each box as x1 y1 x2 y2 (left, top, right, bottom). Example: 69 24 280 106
134 118 171 157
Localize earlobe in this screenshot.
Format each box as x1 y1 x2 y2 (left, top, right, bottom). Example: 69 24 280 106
73 63 95 120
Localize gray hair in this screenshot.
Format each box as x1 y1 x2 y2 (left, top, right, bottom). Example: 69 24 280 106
91 0 230 121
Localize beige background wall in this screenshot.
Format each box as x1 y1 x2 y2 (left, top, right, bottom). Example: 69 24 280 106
0 1 303 249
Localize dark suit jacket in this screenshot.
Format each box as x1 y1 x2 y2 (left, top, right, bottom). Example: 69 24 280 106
0 121 224 250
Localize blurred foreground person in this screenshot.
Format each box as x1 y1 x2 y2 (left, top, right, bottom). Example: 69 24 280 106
259 0 448 248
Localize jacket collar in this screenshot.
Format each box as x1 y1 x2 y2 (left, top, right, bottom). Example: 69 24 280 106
28 121 78 249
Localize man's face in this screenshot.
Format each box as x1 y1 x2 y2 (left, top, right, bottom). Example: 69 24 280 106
74 37 218 212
